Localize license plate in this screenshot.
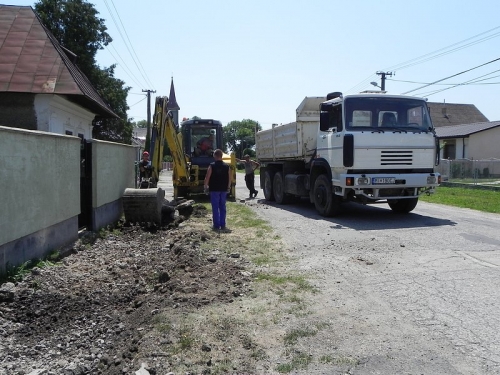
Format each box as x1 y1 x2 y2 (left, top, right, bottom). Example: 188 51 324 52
372 177 395 184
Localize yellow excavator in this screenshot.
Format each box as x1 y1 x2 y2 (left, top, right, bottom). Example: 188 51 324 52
123 96 237 224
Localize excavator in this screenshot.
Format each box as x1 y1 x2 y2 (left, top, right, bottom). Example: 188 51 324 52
123 96 237 224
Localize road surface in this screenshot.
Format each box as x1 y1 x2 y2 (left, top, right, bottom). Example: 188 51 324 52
160 170 500 374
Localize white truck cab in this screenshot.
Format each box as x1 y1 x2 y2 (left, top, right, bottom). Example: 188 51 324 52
256 91 441 216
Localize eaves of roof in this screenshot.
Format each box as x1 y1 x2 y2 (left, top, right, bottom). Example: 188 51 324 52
435 121 500 139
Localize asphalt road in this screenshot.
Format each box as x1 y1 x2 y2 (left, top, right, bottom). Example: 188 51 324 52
160 170 500 373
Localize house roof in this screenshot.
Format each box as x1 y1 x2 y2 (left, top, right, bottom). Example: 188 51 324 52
0 5 117 118
435 121 500 139
132 127 147 140
427 102 488 127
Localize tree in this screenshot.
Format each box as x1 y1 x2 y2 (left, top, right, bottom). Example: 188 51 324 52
132 120 148 128
91 65 132 143
223 119 261 158
35 0 131 144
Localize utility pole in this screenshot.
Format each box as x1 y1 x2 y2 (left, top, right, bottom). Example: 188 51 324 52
376 71 393 91
142 89 156 152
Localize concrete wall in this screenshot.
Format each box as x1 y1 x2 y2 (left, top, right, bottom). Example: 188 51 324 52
0 127 138 273
89 139 136 230
0 126 80 272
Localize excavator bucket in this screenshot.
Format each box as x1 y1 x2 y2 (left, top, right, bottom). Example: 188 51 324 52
122 187 165 224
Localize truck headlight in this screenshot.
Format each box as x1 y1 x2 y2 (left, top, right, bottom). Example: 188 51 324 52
427 176 437 184
357 177 370 185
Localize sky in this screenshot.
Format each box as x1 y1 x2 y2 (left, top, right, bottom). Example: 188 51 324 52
5 0 500 129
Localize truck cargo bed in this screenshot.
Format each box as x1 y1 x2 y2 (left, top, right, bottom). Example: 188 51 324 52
256 121 319 161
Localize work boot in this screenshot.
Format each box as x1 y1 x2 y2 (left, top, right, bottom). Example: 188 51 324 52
253 191 258 198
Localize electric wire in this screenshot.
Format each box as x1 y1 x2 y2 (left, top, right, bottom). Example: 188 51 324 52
108 0 155 89
129 96 147 107
401 57 500 95
412 68 500 97
388 74 500 85
102 0 155 90
104 44 144 88
383 26 500 72
348 25 500 94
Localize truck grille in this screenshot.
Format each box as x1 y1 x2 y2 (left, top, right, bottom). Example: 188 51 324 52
380 150 413 166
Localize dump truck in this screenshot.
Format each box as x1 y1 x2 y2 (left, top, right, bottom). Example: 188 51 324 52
256 91 441 216
123 96 236 224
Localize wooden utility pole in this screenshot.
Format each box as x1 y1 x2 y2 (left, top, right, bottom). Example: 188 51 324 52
142 89 156 152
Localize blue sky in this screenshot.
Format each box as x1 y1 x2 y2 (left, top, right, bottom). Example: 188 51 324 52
5 0 500 129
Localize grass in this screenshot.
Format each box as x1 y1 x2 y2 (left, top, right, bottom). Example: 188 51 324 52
420 185 500 213
0 250 60 283
146 199 329 374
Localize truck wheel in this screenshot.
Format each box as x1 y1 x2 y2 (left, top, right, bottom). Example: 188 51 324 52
273 172 290 204
263 171 275 201
388 198 418 213
313 174 341 217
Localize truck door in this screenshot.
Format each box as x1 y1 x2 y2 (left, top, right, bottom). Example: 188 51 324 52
319 103 344 171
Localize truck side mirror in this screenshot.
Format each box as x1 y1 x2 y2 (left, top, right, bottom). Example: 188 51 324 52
320 112 331 132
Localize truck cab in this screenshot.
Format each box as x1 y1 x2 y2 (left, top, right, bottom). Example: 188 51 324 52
256 91 440 216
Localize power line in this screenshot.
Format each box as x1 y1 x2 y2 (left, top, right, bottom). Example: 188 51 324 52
102 0 155 90
384 26 500 72
401 57 500 95
129 96 147 107
347 25 500 94
104 44 144 88
412 68 500 97
389 75 500 85
108 0 155 89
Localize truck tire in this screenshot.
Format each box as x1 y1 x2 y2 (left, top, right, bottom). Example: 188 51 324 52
388 197 418 213
263 170 275 201
273 172 290 204
313 174 341 217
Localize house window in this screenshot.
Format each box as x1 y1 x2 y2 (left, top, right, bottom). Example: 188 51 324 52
443 140 456 159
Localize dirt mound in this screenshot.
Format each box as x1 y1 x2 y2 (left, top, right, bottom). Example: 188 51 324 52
0 204 252 374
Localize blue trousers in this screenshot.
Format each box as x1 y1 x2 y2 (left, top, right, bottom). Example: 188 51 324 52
210 191 227 229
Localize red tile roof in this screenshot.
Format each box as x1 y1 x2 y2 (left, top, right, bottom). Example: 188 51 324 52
0 5 117 118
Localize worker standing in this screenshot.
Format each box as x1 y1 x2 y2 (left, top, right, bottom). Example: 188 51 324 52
204 149 231 231
237 154 260 198
138 151 152 179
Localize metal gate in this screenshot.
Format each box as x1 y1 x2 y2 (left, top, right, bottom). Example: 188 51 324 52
78 139 93 229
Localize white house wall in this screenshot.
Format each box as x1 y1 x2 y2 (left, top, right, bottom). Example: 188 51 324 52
468 127 500 160
34 94 95 139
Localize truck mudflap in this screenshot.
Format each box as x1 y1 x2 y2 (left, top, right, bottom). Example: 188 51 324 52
335 172 440 200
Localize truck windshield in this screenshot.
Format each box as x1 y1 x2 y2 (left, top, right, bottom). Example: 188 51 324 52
344 97 433 132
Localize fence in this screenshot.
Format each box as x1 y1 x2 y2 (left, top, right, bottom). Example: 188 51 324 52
436 159 500 185
162 162 173 171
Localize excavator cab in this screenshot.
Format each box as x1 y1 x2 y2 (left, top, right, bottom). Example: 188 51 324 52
179 118 235 199
182 118 223 168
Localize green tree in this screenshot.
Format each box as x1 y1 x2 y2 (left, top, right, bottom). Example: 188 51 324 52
132 120 148 128
35 0 111 78
91 65 132 143
35 0 132 143
223 119 261 158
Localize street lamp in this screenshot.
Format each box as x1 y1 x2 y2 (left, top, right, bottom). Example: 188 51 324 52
370 81 381 89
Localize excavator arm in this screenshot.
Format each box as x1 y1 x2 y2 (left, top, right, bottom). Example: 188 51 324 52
151 96 190 185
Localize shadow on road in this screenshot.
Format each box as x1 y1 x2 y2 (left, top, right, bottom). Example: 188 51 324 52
254 198 456 231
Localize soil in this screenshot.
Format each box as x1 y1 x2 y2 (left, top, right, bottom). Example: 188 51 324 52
0 204 255 375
